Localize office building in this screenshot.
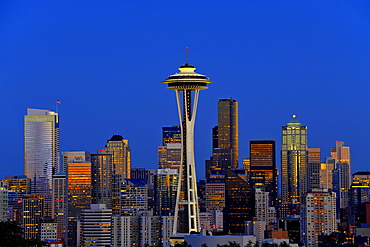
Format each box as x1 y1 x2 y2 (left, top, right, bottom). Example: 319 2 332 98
217 99 239 169
154 169 178 216
24 108 59 217
158 143 182 171
66 162 91 247
39 218 57 241
223 169 254 234
301 190 337 247
62 151 90 173
0 187 8 221
104 134 131 178
250 140 277 206
162 60 212 235
331 141 352 211
120 179 148 216
162 126 181 145
91 153 113 207
281 115 308 216
80 204 112 247
52 172 66 242
0 175 30 222
22 194 44 239
205 181 225 213
112 216 140 247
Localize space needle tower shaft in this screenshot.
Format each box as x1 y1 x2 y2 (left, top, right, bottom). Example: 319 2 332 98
161 53 213 235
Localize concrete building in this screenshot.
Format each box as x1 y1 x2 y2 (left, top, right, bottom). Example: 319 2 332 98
22 194 44 239
80 204 112 247
0 187 8 221
301 190 337 247
39 218 57 241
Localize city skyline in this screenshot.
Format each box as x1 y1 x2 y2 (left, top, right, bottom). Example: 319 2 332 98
1 1 370 180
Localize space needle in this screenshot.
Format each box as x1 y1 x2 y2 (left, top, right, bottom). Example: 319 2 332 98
162 49 213 239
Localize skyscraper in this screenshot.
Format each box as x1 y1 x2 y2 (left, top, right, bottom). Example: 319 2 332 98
66 162 91 247
24 108 59 217
217 99 239 169
250 140 277 206
281 115 308 216
162 126 181 145
104 135 131 178
162 60 212 236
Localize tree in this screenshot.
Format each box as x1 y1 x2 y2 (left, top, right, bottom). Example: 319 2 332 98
0 220 46 247
174 241 192 247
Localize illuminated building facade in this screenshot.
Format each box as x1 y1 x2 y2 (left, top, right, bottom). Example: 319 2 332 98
91 153 113 207
158 143 182 171
217 99 239 169
154 169 178 216
250 140 277 206
0 187 8 221
0 175 30 222
331 141 352 210
66 162 91 247
104 135 131 178
80 204 112 247
62 151 90 173
52 172 66 241
301 190 337 247
205 182 225 213
22 194 44 239
162 126 181 145
162 61 212 235
223 169 254 234
281 115 308 216
120 179 148 216
24 108 59 217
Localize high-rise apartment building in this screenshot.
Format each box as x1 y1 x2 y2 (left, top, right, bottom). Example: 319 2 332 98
281 115 308 216
218 99 239 169
162 61 212 236
250 140 277 206
301 190 337 247
120 179 148 216
24 108 59 217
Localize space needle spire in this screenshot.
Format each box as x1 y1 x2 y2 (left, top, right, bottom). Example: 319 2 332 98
161 49 213 238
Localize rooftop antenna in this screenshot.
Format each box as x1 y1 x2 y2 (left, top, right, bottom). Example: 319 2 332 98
186 47 189 64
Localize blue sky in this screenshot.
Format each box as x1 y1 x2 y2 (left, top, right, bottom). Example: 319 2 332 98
1 1 370 179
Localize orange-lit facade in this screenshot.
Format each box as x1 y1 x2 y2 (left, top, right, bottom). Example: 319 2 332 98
250 140 277 206
66 162 91 247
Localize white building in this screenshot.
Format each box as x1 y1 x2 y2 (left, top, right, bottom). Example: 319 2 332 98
80 204 112 247
39 218 57 241
301 189 337 247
